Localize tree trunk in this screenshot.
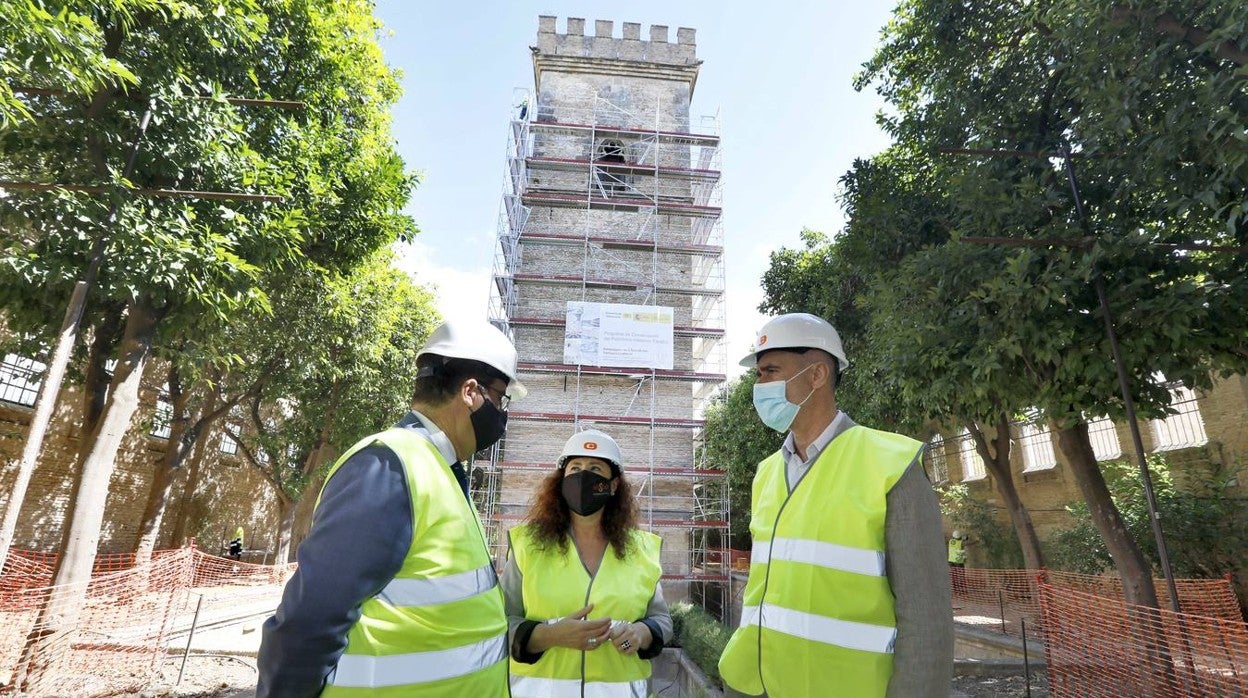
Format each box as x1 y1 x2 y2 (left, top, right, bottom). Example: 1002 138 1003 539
1055 426 1177 695
970 418 1045 570
1054 422 1159 607
169 391 218 547
133 365 190 562
80 305 125 442
274 494 296 565
15 299 163 691
0 284 90 571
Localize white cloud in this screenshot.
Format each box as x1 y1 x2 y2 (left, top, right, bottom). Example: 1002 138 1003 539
391 239 493 324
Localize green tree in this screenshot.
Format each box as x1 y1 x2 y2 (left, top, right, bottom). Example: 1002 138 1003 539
760 149 1049 571
698 374 784 549
222 253 439 563
1048 456 1248 584
2 1 414 687
0 0 144 126
840 0 1248 611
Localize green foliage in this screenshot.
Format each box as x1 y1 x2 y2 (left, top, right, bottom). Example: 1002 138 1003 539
937 483 1024 569
670 601 731 687
759 0 1248 600
226 250 441 502
698 374 784 549
1047 455 1248 580
0 0 150 126
0 0 415 362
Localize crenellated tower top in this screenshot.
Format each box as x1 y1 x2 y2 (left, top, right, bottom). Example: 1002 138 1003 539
535 16 697 65
531 17 700 96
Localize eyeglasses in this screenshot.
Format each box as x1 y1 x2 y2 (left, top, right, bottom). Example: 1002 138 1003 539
477 382 511 411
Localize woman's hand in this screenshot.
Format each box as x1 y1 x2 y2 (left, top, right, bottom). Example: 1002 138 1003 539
527 604 613 653
608 619 653 656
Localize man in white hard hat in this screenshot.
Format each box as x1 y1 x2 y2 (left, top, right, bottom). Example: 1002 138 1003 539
259 319 526 697
719 313 952 698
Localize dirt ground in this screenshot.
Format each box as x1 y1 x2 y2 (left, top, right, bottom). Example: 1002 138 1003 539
953 671 1050 698
120 656 256 698
130 656 1051 697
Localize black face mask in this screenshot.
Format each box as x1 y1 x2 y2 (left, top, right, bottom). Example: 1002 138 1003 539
561 470 614 516
470 396 508 452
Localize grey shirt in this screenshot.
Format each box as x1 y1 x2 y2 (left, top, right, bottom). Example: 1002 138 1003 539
778 413 953 698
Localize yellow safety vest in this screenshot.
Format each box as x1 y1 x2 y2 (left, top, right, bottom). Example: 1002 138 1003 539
508 523 662 698
948 538 966 565
719 425 922 697
319 428 508 697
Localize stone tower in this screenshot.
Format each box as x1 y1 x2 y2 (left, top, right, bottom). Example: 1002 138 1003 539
482 16 727 608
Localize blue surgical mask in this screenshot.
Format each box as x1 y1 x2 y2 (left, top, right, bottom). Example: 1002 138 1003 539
752 364 816 432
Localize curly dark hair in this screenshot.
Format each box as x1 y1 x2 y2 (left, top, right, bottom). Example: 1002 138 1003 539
523 465 639 560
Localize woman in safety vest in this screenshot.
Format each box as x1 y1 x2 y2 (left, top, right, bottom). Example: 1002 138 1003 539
501 429 672 697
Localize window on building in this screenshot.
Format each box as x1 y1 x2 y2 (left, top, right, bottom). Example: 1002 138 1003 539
150 393 173 439
594 138 629 195
0 353 45 407
1151 384 1208 452
924 435 949 484
219 423 240 455
957 429 987 481
1017 418 1057 472
1087 416 1122 461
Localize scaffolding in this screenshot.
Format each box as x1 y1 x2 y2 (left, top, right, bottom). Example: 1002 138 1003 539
478 88 730 617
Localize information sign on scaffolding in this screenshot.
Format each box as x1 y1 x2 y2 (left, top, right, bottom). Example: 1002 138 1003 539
564 301 674 369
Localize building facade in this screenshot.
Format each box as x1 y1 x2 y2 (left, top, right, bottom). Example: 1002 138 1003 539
480 16 729 607
925 374 1248 564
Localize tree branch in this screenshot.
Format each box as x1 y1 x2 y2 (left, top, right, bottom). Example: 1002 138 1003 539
1113 6 1248 67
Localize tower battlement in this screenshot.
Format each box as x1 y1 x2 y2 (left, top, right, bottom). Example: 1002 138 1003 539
536 16 697 65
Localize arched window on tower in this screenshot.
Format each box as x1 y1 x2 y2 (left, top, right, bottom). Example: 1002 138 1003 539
594 138 629 196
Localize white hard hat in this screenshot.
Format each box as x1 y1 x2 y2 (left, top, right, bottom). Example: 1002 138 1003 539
738 312 849 370
558 429 623 474
416 320 528 400
952 530 962 539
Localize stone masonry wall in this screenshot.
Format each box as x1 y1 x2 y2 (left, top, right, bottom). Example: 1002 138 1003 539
936 373 1248 566
0 376 284 558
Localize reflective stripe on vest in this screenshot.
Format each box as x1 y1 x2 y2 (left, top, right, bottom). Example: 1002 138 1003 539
329 630 507 687
510 676 648 698
739 603 896 654
378 561 498 607
753 537 887 577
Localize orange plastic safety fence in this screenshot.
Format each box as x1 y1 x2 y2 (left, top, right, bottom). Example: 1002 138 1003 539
1046 570 1243 622
0 551 55 602
951 568 1244 641
1039 581 1248 698
950 567 1044 638
0 549 195 695
190 549 295 588
0 547 295 696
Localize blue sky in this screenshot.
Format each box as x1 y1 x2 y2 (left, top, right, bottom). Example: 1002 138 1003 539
377 1 896 376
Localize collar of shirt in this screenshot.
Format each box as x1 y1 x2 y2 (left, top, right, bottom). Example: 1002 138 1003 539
399 410 459 465
782 410 851 469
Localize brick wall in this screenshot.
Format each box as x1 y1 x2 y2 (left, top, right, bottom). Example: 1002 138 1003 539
939 373 1248 565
